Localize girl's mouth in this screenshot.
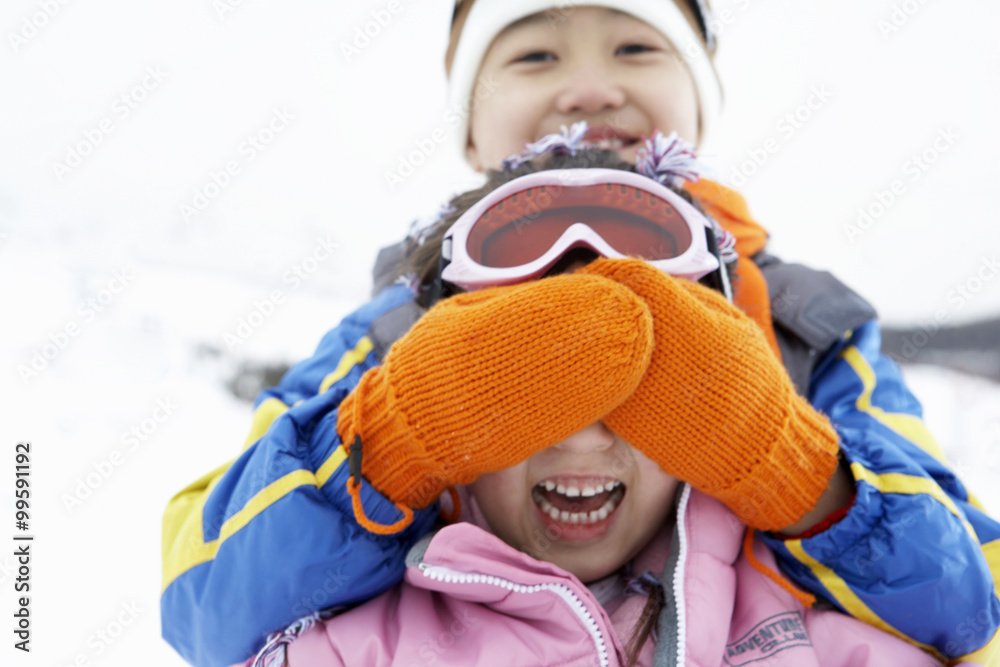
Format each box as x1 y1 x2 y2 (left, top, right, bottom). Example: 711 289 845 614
531 477 626 526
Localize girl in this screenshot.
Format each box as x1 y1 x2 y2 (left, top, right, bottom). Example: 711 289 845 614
161 2 1000 665
235 138 985 666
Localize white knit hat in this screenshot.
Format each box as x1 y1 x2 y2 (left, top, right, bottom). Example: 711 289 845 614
445 0 722 162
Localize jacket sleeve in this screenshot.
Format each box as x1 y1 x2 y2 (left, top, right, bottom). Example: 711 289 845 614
160 284 439 667
761 319 1000 665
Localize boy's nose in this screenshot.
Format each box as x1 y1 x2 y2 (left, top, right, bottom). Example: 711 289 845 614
552 421 617 454
554 65 626 116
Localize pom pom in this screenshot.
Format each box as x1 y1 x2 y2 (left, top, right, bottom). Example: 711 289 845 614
635 131 704 187
500 121 588 170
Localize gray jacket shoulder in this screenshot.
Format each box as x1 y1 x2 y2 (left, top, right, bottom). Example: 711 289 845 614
755 253 877 395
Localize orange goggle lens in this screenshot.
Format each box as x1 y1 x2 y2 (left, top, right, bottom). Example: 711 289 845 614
465 183 694 269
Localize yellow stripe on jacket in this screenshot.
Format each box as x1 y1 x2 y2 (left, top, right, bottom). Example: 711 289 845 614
957 541 1000 666
162 335 374 591
161 443 349 593
840 346 947 462
783 538 945 662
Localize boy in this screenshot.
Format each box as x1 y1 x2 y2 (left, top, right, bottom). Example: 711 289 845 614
162 3 1000 665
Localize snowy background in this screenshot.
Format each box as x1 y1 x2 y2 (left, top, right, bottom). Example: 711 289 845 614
1 0 999 665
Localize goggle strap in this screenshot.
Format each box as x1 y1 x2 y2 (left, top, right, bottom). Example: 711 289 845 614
428 250 456 308
699 225 733 302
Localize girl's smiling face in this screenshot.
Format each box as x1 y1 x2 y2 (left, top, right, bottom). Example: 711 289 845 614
465 6 700 172
468 421 679 583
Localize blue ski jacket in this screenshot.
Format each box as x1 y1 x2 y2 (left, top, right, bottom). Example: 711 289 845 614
161 273 1000 667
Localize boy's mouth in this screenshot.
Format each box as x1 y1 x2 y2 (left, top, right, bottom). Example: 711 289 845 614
582 126 640 153
531 477 626 525
591 137 637 151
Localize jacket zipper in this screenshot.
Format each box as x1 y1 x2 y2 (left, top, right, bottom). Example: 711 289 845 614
669 484 692 666
652 483 692 666
419 563 611 667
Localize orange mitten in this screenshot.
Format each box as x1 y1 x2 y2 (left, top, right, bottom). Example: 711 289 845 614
579 258 840 531
336 273 655 512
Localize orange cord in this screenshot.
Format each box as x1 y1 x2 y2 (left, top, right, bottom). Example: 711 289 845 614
743 530 816 608
439 486 462 523
347 477 415 535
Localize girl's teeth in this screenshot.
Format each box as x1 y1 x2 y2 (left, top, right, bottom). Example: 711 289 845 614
542 481 620 500
536 489 623 526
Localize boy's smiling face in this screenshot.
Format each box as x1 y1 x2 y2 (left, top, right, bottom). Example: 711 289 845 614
465 6 700 172
468 421 679 583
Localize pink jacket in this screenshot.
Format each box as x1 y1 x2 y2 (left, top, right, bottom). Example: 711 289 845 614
276 486 969 666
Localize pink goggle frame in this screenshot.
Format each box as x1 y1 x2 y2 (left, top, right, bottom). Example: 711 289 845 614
441 168 721 292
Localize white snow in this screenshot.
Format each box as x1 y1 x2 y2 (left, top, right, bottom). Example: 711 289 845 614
1 1 999 665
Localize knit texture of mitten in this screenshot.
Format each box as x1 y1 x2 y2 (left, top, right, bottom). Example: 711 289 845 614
337 273 655 510
579 258 840 531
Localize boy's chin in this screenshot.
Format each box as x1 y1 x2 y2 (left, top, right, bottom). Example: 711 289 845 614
616 145 642 165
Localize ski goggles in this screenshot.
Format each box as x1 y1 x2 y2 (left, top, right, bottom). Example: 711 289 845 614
440 168 727 295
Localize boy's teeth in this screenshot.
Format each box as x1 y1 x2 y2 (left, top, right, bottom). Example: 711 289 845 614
581 486 596 497
594 138 626 150
544 481 556 492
